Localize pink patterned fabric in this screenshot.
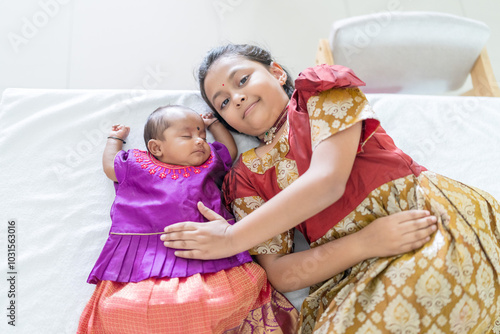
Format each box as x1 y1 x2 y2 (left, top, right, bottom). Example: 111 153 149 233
79 262 299 333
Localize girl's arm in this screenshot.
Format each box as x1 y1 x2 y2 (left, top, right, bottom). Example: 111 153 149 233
162 121 435 259
256 210 436 292
103 124 130 182
224 122 362 247
203 113 237 161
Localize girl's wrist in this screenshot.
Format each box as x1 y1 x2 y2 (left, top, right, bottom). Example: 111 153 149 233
349 229 372 261
225 224 244 254
224 224 236 251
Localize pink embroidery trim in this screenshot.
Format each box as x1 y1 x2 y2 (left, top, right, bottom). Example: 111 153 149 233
133 150 213 180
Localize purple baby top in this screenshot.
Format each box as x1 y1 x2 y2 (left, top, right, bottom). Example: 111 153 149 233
87 142 252 284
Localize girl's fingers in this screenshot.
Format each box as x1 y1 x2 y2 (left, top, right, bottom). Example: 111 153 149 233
403 236 431 253
407 223 437 241
197 202 224 221
401 215 437 234
163 222 198 234
160 232 185 242
401 221 438 251
162 239 195 250
160 229 199 242
392 209 430 222
174 250 202 259
413 215 437 231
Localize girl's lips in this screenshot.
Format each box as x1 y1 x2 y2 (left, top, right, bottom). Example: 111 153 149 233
243 100 258 118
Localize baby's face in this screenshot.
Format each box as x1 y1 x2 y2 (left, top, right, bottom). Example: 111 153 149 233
156 111 211 166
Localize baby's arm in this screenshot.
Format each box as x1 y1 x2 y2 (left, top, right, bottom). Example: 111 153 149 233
203 113 237 161
103 124 130 182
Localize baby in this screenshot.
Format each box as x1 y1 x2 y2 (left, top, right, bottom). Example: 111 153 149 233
77 105 298 334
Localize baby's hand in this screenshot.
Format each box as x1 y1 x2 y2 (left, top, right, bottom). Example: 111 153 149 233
109 124 130 140
201 113 218 129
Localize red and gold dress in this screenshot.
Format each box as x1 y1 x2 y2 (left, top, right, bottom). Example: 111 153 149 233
223 65 500 333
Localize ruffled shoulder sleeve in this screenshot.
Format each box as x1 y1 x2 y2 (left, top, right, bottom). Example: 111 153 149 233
205 142 232 188
308 88 380 152
294 64 365 93
290 64 365 114
210 141 232 172
288 65 379 156
114 149 132 183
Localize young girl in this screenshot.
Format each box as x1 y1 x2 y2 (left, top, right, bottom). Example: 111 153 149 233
77 105 299 334
162 44 500 333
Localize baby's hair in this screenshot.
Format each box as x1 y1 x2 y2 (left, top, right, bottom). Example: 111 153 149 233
198 44 294 132
143 105 197 150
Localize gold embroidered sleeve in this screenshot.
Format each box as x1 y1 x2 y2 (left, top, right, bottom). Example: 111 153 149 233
231 196 294 255
307 87 378 150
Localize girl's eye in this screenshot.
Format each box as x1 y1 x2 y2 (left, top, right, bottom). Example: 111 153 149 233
221 98 229 109
239 76 248 86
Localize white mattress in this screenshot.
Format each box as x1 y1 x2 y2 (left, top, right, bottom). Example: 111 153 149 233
0 88 499 333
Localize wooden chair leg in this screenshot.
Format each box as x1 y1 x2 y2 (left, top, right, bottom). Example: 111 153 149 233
470 48 500 97
316 39 334 66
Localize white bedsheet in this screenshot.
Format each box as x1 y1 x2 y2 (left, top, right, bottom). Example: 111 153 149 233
0 88 499 333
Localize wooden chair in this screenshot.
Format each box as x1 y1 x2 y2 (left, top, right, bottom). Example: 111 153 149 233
316 12 500 97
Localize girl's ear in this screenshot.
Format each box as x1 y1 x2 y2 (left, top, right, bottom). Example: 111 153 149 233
270 61 287 86
147 139 162 157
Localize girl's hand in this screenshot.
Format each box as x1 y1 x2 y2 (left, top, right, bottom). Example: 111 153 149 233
359 210 437 258
160 202 237 259
109 124 130 140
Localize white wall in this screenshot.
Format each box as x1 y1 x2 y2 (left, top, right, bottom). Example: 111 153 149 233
1 0 499 95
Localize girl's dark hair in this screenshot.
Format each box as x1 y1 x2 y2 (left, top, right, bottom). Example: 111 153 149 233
198 44 294 132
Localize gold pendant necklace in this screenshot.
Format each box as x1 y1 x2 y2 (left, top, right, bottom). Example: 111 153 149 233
262 104 289 145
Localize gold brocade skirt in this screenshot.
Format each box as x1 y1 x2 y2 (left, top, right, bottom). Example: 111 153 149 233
299 171 500 334
78 262 298 334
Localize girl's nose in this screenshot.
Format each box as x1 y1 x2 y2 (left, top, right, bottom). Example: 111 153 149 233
234 95 245 107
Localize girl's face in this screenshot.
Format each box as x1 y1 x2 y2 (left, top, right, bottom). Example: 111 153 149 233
204 56 289 137
150 110 211 166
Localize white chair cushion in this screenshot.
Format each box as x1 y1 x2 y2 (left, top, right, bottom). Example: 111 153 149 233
329 12 490 94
